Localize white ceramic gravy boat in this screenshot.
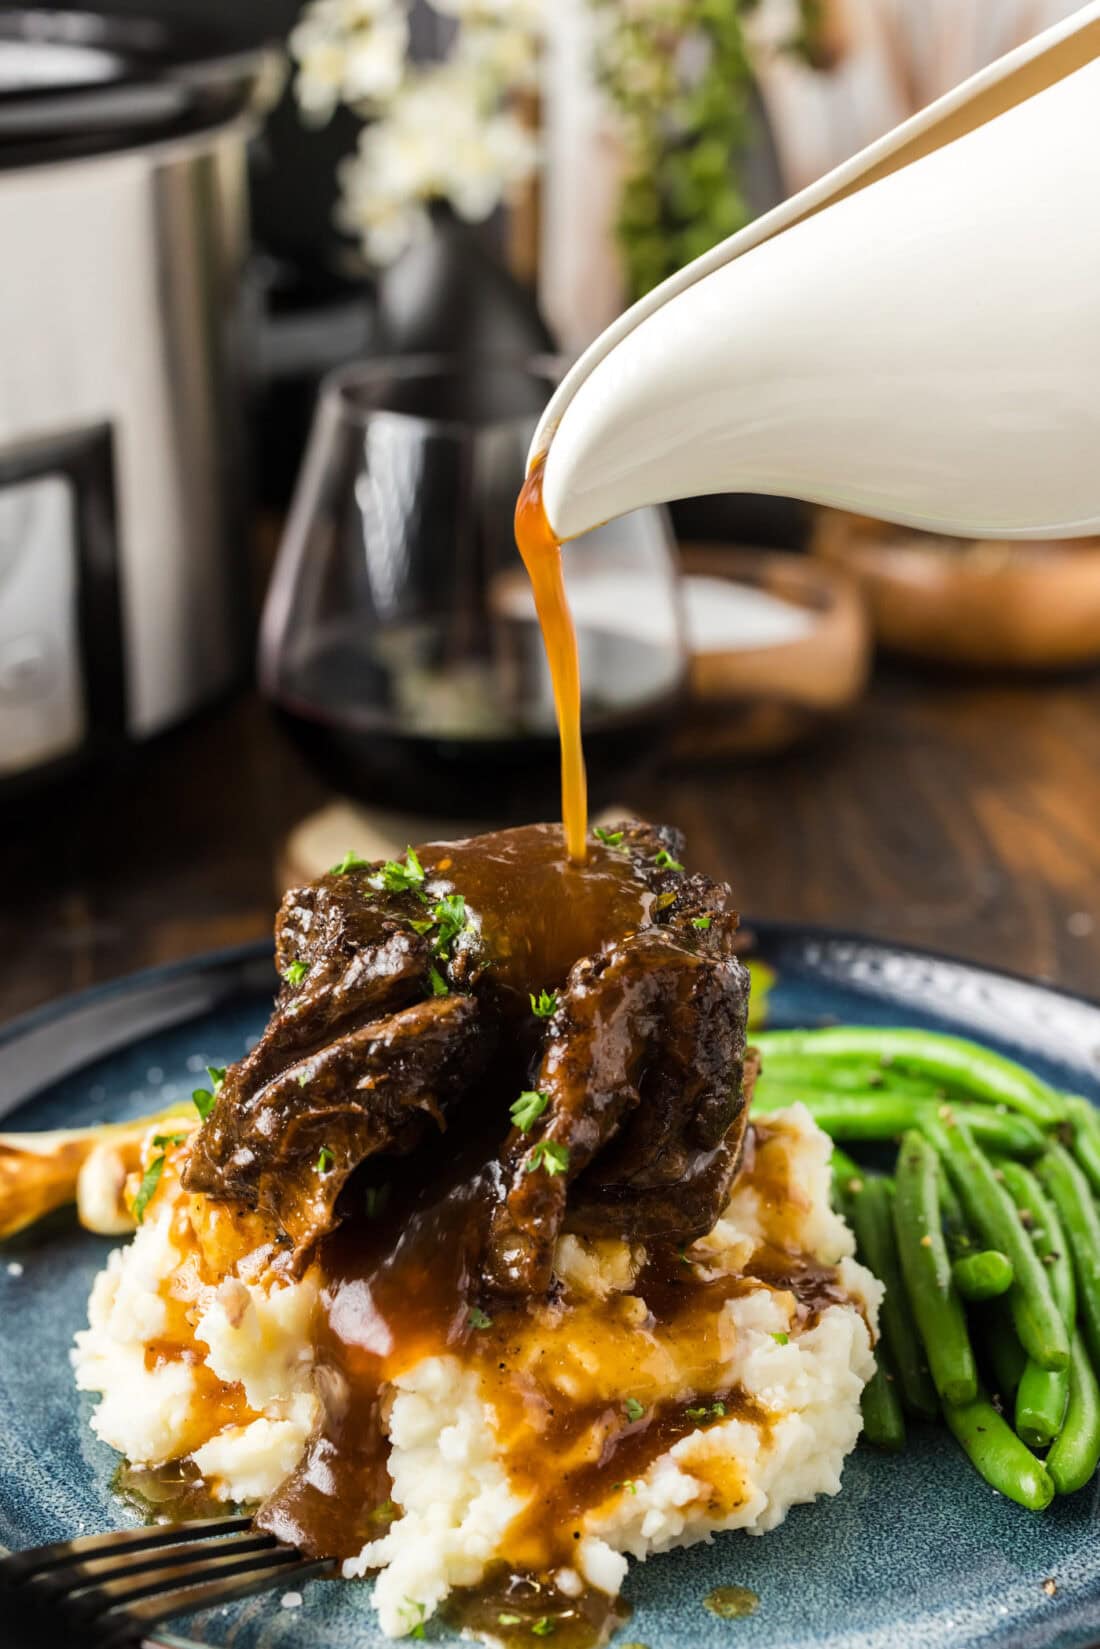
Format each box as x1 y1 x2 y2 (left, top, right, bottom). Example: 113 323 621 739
533 2 1100 544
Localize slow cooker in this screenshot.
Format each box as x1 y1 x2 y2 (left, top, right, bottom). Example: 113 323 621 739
0 10 276 794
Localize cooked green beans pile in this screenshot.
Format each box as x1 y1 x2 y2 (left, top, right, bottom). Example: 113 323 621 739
753 1026 1100 1509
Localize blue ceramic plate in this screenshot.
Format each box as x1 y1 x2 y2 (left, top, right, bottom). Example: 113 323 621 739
3 928 1100 1649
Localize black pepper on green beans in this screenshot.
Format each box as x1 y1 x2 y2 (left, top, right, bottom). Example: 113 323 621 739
990 1158 1075 1449
752 1087 1045 1157
922 1116 1069 1373
942 1391 1054 1511
996 1160 1076 1326
893 1130 977 1406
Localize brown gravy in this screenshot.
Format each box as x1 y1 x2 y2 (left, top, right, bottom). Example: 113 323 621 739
444 1569 633 1649
418 826 656 1019
254 1122 853 1587
514 457 588 863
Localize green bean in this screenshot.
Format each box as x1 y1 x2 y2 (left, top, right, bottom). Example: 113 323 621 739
985 1304 1027 1399
753 1028 1065 1126
1016 1361 1069 1449
846 1171 939 1419
893 1131 977 1406
860 1352 906 1451
756 1068 944 1102
996 1160 1076 1327
1036 1143 1100 1370
752 1087 1045 1157
1065 1096 1100 1198
952 1250 1013 1301
1047 1332 1100 1495
943 1391 1055 1510
830 1146 865 1201
996 1158 1076 1450
923 1117 1069 1373
938 1161 972 1259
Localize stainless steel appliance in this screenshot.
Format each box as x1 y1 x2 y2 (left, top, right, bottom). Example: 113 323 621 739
0 11 274 794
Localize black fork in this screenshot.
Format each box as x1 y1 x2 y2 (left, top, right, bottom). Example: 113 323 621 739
0 1516 333 1648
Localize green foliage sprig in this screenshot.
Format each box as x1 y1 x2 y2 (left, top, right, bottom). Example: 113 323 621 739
592 0 825 300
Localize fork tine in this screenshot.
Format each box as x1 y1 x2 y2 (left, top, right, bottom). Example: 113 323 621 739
34 1528 279 1591
0 1516 253 1581
98 1555 332 1646
63 1543 307 1621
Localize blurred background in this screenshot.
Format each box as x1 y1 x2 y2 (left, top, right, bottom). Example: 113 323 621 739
2 0 1098 1027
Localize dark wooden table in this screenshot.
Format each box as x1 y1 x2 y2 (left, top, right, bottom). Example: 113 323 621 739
3 664 1100 1027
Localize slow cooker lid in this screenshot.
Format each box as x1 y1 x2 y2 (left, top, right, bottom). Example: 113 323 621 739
0 9 276 167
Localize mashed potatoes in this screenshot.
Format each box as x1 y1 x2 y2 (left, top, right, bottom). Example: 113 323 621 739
73 1103 880 1639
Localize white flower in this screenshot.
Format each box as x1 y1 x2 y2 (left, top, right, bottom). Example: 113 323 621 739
334 60 538 263
290 0 541 263
341 12 410 103
336 147 433 264
290 0 409 123
456 20 539 91
429 0 543 24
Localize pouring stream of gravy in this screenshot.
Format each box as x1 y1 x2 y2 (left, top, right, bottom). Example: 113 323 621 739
514 455 588 862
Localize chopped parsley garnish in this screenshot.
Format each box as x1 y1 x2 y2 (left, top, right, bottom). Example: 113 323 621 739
594 826 625 849
654 891 676 910
192 1065 226 1121
152 1132 188 1150
691 915 712 930
524 1139 569 1176
371 846 426 897
653 849 685 872
685 1400 727 1424
623 1397 646 1423
330 849 370 875
283 959 309 987
530 989 558 1019
532 1622 556 1638
498 1614 523 1626
430 892 467 951
613 1479 639 1495
511 1089 550 1133
401 1598 427 1639
192 1087 216 1120
132 1154 166 1224
316 1146 335 1175
413 895 473 1005
296 1070 309 1088
467 1306 493 1330
772 1331 790 1345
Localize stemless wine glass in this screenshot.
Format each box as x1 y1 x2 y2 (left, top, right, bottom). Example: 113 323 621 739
259 356 686 822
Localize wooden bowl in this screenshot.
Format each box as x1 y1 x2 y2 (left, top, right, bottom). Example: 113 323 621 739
673 547 871 760
813 511 1100 671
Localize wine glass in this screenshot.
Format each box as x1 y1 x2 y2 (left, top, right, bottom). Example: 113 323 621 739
259 355 686 823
